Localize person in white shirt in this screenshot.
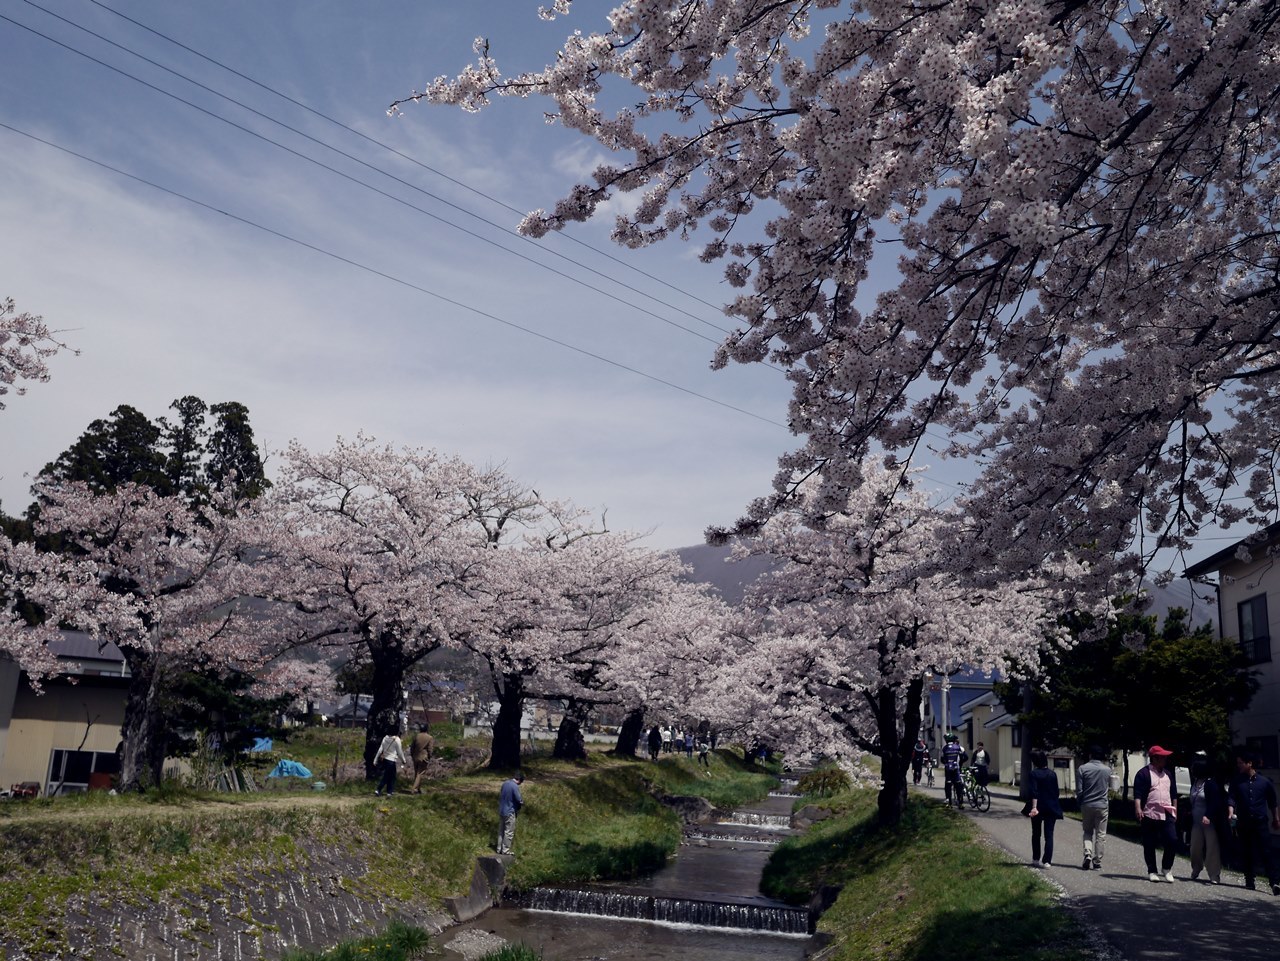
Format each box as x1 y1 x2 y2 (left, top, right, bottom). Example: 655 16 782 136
373 727 408 796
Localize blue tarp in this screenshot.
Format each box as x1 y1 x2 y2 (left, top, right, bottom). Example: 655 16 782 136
250 737 274 753
267 759 312 779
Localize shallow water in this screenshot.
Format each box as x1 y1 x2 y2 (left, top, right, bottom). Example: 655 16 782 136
435 786 815 960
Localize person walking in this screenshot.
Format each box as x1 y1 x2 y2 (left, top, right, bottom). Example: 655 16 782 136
496 772 526 856
647 724 662 762
373 726 408 797
1134 745 1179 882
661 725 672 754
1075 745 1111 871
941 733 966 808
1188 756 1227 884
1227 748 1280 894
409 723 435 794
684 730 694 758
911 737 930 786
1025 750 1063 867
696 735 711 769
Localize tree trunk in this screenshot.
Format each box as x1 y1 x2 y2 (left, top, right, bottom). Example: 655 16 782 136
553 700 589 761
1122 750 1131 803
488 673 525 771
875 674 924 827
363 637 407 780
613 707 644 757
118 652 169 792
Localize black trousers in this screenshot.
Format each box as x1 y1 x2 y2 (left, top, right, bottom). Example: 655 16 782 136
1237 818 1279 885
1140 816 1177 874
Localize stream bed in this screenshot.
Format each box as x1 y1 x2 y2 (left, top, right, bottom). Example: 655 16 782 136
435 789 815 960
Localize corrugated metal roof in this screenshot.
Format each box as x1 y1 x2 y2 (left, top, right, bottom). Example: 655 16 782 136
46 629 126 663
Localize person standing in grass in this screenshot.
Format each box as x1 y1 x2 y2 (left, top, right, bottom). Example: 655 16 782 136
697 735 711 770
409 723 435 794
1025 750 1063 868
1075 745 1111 871
373 726 408 797
1227 749 1280 893
497 772 525 855
1134 745 1179 883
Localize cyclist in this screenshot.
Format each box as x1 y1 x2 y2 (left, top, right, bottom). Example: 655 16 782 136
941 733 967 808
911 737 931 785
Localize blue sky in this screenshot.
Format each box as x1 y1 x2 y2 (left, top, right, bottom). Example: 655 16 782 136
0 0 810 545
0 0 1244 575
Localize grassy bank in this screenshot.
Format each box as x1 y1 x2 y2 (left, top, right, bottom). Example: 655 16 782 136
0 747 773 955
762 789 1093 961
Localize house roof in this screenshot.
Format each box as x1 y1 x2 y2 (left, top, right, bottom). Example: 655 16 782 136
1185 521 1280 580
46 629 125 664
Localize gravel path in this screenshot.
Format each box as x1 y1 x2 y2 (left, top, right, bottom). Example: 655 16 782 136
916 782 1278 961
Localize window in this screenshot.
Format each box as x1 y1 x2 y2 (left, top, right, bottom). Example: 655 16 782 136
1238 595 1271 664
1012 726 1023 748
1246 736 1280 772
46 749 120 796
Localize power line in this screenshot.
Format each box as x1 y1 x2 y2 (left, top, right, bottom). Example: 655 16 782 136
0 120 789 431
81 0 734 320
3 7 729 348
13 2 995 462
15 0 734 344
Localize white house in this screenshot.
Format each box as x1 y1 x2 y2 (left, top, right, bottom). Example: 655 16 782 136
1184 521 1280 772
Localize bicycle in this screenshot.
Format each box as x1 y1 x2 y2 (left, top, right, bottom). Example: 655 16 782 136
960 767 992 812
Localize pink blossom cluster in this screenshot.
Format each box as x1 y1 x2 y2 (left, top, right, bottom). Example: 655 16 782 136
415 0 1280 591
0 296 71 409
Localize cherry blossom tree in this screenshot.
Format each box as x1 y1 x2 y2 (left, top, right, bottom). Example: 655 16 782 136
253 436 527 778
14 481 309 791
720 463 1067 825
410 0 1280 587
0 296 70 410
459 526 664 769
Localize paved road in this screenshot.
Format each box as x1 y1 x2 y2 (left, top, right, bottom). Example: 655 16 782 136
916 783 1277 961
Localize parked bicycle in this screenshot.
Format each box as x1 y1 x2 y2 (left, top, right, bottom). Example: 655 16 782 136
959 767 991 812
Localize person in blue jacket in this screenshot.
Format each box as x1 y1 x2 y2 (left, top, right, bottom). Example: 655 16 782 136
497 773 525 855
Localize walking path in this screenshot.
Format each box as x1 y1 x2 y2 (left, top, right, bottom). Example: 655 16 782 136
917 782 1277 961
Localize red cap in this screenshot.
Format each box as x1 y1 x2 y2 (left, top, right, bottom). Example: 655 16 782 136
1148 745 1173 757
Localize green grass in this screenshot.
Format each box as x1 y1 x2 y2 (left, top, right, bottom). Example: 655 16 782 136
0 752 702 953
279 921 431 961
640 748 778 809
762 789 1092 961
479 945 542 961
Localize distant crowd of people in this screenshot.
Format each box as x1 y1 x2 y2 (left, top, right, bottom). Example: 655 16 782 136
646 723 716 768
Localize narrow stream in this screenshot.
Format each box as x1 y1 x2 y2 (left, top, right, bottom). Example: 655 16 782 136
435 787 814 960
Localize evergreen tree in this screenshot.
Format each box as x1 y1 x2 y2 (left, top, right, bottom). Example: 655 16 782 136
206 401 269 500
40 404 168 495
158 395 209 503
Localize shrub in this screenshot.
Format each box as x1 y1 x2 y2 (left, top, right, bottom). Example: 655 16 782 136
797 768 852 798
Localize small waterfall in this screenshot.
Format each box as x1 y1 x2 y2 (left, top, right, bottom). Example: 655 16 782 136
721 811 793 829
513 888 809 934
684 829 781 846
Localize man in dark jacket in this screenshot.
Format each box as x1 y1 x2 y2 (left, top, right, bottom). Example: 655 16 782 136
1228 749 1280 894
